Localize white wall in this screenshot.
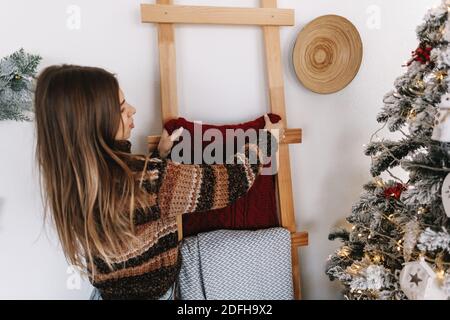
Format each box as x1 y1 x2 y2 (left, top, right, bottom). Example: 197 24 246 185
0 0 440 299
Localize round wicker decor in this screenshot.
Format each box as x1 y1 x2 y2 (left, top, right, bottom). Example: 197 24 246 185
293 15 363 94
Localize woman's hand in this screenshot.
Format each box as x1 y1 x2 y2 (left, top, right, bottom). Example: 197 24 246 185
158 127 184 159
263 114 285 142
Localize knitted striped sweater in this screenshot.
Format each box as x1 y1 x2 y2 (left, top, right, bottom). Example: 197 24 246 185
90 131 274 299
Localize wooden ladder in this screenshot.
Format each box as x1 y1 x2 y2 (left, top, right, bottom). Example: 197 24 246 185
140 0 308 299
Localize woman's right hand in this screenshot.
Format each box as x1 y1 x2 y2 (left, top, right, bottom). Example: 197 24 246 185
158 127 184 158
263 114 285 142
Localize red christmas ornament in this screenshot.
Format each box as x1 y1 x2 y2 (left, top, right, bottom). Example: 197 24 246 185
406 44 432 66
384 183 407 200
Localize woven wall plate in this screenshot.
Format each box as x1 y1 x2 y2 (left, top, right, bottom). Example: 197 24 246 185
293 15 363 94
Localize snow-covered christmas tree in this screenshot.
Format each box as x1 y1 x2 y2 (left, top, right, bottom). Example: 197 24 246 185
0 48 41 121
326 0 450 300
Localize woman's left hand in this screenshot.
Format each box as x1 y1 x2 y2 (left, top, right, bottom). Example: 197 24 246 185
158 127 184 158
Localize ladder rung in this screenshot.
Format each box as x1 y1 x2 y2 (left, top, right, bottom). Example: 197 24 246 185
291 231 308 247
146 128 302 150
141 4 295 26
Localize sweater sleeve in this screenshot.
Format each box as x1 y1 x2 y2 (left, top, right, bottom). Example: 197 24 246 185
156 130 275 217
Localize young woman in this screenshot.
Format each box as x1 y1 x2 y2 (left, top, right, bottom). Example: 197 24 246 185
34 65 282 300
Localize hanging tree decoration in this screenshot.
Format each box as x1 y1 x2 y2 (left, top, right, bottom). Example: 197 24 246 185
398 74 427 98
383 183 407 200
0 48 42 122
405 43 433 67
440 173 450 218
432 92 450 142
408 75 427 97
399 257 448 300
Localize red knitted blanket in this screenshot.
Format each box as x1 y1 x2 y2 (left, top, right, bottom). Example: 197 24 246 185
164 114 280 237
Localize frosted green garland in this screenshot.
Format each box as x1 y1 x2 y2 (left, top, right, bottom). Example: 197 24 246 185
0 48 42 121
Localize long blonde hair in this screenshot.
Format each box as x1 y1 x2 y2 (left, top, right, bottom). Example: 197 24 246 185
34 65 151 273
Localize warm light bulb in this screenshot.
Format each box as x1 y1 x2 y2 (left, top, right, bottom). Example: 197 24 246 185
338 246 351 257
374 178 385 188
417 207 427 215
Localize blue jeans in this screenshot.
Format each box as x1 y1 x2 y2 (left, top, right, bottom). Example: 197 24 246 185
90 283 176 300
